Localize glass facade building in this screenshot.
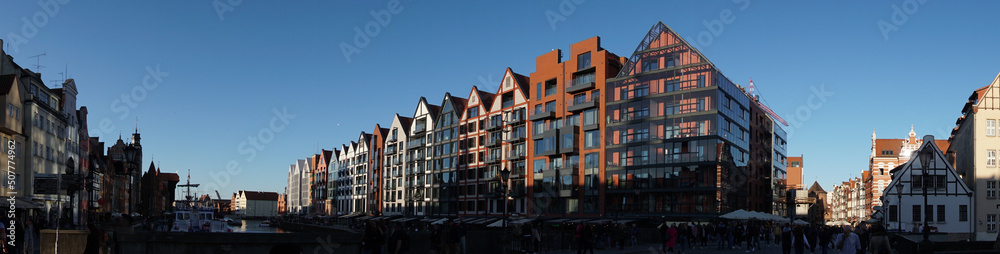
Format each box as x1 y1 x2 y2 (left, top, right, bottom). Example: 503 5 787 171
604 22 776 219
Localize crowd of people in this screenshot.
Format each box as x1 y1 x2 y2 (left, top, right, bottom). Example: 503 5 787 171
639 221 895 254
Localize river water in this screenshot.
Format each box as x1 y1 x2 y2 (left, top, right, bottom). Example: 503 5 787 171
228 219 292 233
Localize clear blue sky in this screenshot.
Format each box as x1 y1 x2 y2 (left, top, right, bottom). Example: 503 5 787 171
3 1 999 198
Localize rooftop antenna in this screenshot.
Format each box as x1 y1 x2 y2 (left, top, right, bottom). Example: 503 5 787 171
28 53 45 71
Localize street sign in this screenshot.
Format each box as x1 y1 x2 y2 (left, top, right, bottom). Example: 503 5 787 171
33 177 57 194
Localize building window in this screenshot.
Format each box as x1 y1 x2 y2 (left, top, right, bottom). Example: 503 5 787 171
988 119 997 136
584 130 600 149
988 150 997 167
889 205 898 222
544 79 557 97
577 52 591 70
790 161 800 167
987 181 997 199
641 59 658 72
988 214 998 233
937 205 945 222
959 205 968 221
535 83 542 99
912 205 921 222
697 75 705 87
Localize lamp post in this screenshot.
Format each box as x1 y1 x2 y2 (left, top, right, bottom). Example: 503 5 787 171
123 145 139 214
918 146 934 253
500 167 511 253
896 183 903 232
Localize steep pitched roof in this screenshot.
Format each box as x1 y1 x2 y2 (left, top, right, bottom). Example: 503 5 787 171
0 74 16 94
510 71 530 96
808 181 826 193
241 191 279 201
397 115 413 136
476 88 495 109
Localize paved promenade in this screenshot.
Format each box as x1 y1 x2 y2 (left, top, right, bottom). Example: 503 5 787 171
549 242 818 254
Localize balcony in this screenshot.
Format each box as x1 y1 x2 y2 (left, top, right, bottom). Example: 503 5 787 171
413 125 426 135
508 112 525 125
485 137 501 147
567 81 595 94
509 151 525 161
485 155 501 164
528 110 555 122
406 139 425 149
567 73 596 93
567 95 598 112
385 147 397 155
486 121 503 131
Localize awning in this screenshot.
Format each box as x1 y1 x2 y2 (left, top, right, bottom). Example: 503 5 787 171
509 218 535 225
13 197 42 209
475 219 498 225
545 218 570 224
614 219 636 225
586 219 612 224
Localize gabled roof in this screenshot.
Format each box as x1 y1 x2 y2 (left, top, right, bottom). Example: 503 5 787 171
320 149 333 166
884 135 973 196
615 21 717 79
470 86 495 112
0 74 16 94
808 181 826 193
397 114 413 136
240 190 279 201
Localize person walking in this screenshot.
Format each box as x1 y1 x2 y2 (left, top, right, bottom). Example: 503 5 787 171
781 224 792 254
792 226 810 254
834 225 861 254
666 224 678 254
576 224 594 254
819 226 833 254
867 224 891 254
630 224 639 247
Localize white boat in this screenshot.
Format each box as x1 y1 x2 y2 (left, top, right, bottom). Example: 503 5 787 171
171 208 230 232
259 220 271 227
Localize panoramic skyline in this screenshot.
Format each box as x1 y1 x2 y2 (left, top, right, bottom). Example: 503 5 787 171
3 0 999 197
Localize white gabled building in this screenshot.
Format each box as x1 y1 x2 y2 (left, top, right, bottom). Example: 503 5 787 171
406 97 438 216
882 135 973 235
234 190 279 217
382 114 411 216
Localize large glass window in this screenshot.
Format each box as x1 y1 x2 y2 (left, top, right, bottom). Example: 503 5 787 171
642 59 658 72
545 79 558 96
584 131 600 148
582 109 599 126
577 52 591 70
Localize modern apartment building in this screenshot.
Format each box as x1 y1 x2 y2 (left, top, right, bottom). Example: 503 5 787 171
382 114 411 216
948 72 1000 241
457 87 495 217
405 97 439 216
427 93 466 217
528 36 622 217
313 150 333 215
368 126 388 215
603 22 781 218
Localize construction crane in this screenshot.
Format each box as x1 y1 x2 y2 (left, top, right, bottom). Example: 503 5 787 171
215 190 222 201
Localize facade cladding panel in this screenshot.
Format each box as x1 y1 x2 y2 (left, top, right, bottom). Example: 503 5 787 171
604 22 766 219
527 37 623 218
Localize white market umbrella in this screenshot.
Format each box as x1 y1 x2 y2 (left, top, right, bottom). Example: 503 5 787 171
720 209 754 220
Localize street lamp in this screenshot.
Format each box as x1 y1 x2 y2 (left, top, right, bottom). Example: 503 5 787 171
499 166 511 253
918 146 934 253
896 183 903 232
123 145 139 214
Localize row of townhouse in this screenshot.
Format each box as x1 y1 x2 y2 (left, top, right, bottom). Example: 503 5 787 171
1 40 153 228
284 22 793 220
